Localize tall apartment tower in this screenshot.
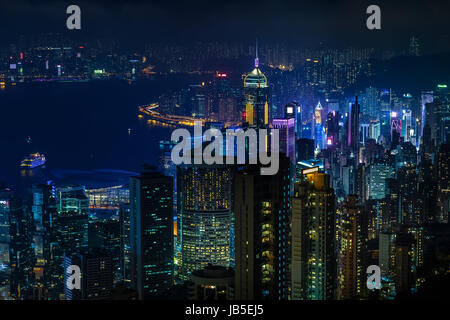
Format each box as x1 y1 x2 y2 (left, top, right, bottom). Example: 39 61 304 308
130 165 174 299
291 167 336 300
337 195 368 299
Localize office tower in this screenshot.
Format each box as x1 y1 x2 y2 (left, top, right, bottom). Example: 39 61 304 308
214 72 240 123
397 164 419 225
391 112 401 148
425 85 450 151
361 87 378 117
56 185 89 215
359 122 370 146
54 186 89 264
394 233 414 296
284 102 296 119
119 203 131 282
178 164 233 280
337 195 367 299
379 232 394 276
314 101 326 150
326 111 340 148
243 47 270 128
354 164 366 204
348 97 361 155
64 251 113 300
188 83 211 119
295 138 315 163
367 162 393 200
436 142 450 223
401 109 413 142
369 120 381 142
420 91 434 139
30 184 60 300
88 220 121 283
284 102 301 138
0 187 12 276
130 166 174 299
273 118 295 163
291 167 336 300
188 265 234 300
234 157 291 300
418 158 438 223
8 197 35 299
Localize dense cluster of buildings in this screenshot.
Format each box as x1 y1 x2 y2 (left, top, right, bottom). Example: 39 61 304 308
0 37 449 301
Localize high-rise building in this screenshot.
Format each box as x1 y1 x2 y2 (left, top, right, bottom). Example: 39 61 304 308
291 167 336 300
348 97 360 154
367 162 393 200
130 166 174 299
337 195 367 299
88 220 121 283
243 48 270 128
64 251 113 300
54 186 89 265
188 265 234 300
272 118 295 163
0 187 12 278
8 197 35 299
234 157 291 300
177 164 233 280
436 142 450 223
394 232 414 296
30 184 60 300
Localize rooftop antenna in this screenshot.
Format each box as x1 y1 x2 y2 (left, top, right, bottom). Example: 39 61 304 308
254 38 259 68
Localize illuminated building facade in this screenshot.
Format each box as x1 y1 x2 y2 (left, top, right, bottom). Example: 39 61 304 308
337 195 367 299
85 185 129 211
130 166 174 299
243 51 270 128
291 168 335 300
367 162 394 200
188 265 234 300
64 251 113 300
272 118 295 163
234 157 291 300
177 164 233 281
30 184 60 300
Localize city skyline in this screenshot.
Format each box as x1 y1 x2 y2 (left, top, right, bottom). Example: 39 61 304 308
0 0 449 305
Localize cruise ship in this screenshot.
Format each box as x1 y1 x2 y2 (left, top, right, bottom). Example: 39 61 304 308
20 153 46 169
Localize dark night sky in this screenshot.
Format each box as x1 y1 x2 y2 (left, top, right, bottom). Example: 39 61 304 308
0 0 449 50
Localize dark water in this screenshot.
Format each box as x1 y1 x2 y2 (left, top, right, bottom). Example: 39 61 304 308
0 78 183 193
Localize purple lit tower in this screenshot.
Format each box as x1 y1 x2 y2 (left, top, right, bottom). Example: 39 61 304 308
273 118 296 164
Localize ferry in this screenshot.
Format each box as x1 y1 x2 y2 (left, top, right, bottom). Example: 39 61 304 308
20 153 46 169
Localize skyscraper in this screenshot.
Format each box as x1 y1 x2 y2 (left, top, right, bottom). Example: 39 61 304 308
337 195 367 299
234 157 291 300
272 118 295 163
243 46 270 128
348 97 360 154
177 164 233 280
64 251 113 300
291 167 336 300
130 166 174 299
